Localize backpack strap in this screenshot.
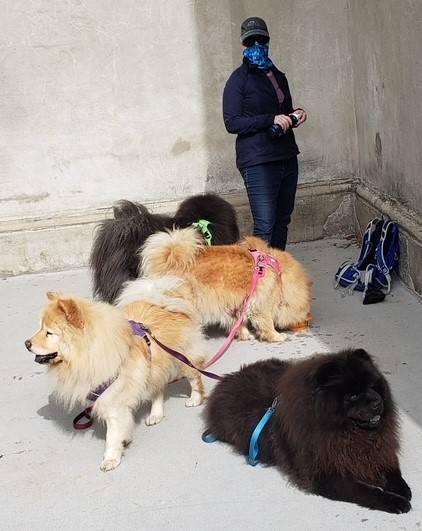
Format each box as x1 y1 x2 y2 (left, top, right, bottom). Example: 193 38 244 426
370 219 400 294
362 264 376 294
355 218 383 269
334 261 361 292
376 220 400 275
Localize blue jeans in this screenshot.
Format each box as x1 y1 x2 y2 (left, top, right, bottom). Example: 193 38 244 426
241 157 298 250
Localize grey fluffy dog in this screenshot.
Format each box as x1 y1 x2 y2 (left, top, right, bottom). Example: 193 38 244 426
90 193 240 303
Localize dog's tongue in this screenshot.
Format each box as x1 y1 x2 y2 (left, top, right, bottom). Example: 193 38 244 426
34 353 57 364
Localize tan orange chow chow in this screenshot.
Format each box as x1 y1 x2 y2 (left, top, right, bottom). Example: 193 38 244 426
25 287 207 471
129 227 313 343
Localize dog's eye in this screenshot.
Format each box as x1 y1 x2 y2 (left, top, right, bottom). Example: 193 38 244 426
349 394 358 402
46 331 53 336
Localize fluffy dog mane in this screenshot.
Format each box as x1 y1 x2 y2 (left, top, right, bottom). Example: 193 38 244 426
44 294 134 409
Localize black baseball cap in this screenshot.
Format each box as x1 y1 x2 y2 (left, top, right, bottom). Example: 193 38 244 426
241 17 270 45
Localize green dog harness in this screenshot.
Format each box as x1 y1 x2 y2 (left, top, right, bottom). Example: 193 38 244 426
192 219 213 246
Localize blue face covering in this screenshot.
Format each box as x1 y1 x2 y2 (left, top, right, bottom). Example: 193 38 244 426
243 42 273 70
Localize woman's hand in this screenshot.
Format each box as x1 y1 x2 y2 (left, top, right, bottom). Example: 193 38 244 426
274 114 292 132
293 108 307 126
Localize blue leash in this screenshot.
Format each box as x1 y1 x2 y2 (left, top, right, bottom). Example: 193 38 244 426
248 397 278 466
202 431 218 443
202 396 279 466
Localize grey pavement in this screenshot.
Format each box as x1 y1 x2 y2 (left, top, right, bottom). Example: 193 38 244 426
1 239 421 530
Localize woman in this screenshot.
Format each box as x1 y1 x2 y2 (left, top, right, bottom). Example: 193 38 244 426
223 17 307 250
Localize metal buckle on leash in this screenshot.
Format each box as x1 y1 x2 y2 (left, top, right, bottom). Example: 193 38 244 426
192 219 213 246
255 265 265 277
271 396 279 410
254 253 266 277
203 229 212 245
142 334 151 347
129 320 152 346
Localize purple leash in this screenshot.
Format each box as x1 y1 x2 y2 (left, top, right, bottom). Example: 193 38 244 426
73 375 118 430
129 320 223 381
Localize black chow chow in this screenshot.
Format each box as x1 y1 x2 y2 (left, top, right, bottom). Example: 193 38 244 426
90 193 240 303
203 349 411 513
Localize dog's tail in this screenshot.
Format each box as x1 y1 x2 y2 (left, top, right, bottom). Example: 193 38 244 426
116 276 194 316
90 201 172 303
141 227 204 277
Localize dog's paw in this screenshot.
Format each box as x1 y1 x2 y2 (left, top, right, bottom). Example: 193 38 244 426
400 484 412 501
382 491 411 514
237 327 254 341
145 413 164 426
185 395 203 408
100 457 121 472
260 331 287 343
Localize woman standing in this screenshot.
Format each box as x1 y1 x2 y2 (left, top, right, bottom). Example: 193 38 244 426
223 17 307 250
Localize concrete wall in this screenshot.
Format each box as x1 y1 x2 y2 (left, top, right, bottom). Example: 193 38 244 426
1 1 211 219
1 1 421 287
347 0 422 217
0 0 355 224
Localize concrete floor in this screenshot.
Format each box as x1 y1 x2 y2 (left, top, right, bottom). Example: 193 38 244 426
1 239 422 531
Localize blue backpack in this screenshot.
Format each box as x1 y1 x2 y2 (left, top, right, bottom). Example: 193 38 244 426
335 218 400 295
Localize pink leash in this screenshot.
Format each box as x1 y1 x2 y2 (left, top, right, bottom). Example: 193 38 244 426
203 248 281 369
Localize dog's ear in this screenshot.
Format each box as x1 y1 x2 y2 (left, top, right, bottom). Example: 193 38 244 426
57 298 84 329
313 361 344 391
350 348 372 362
47 291 61 301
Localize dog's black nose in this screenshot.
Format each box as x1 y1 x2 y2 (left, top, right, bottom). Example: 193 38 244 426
25 339 32 351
